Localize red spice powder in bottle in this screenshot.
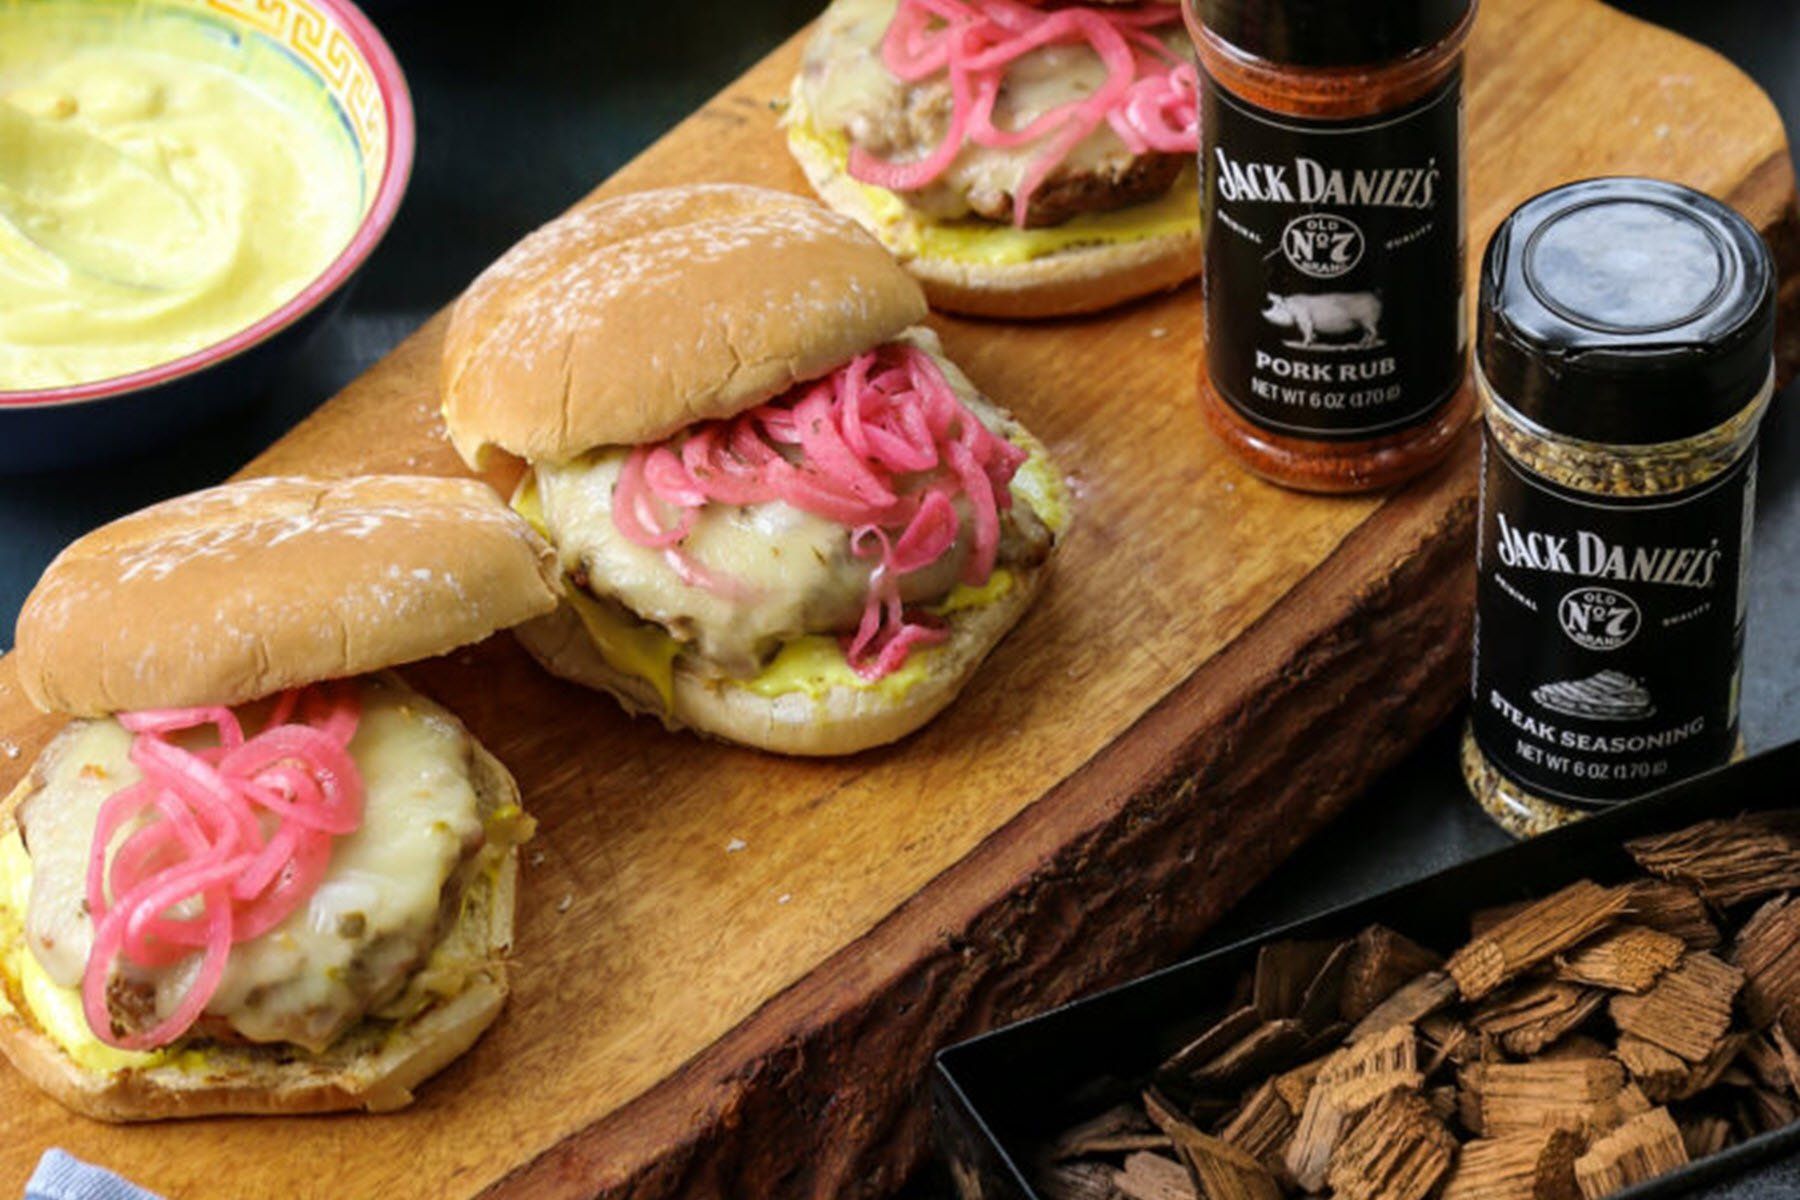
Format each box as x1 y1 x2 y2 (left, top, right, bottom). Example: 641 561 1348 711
1183 0 1478 493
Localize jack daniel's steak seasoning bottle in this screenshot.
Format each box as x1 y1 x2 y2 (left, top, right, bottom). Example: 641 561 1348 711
1464 178 1776 838
1185 0 1477 493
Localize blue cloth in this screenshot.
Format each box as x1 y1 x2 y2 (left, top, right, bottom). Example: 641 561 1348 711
24 1151 163 1200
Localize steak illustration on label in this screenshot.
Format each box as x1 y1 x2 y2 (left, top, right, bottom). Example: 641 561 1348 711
1532 671 1655 722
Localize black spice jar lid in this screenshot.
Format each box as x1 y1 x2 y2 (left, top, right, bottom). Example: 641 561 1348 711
1197 0 1474 69
1479 177 1776 447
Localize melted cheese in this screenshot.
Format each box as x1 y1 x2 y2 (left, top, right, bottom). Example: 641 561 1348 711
16 676 485 1054
520 486 1051 711
533 328 1047 680
0 829 167 1073
787 97 1199 266
565 585 681 711
1010 448 1072 537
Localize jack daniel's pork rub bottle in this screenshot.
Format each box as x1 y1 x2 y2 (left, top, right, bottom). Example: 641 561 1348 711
1184 0 1477 492
1464 179 1776 838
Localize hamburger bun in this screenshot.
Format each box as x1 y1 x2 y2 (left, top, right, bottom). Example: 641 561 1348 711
785 90 1199 320
14 475 562 717
515 551 1051 757
441 183 928 468
0 720 524 1121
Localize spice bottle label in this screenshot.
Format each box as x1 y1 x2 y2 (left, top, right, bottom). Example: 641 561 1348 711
1470 429 1754 807
1201 73 1465 441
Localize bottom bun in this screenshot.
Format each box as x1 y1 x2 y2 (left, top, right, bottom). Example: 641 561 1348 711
515 561 1049 757
902 231 1200 321
786 109 1199 320
0 717 523 1122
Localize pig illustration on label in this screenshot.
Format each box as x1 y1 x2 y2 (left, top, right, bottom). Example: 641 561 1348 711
1261 291 1384 350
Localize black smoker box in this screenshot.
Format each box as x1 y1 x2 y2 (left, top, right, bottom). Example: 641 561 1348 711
934 741 1800 1200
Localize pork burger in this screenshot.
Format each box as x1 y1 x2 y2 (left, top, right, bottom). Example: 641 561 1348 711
1 476 560 1120
786 0 1200 318
442 184 1071 756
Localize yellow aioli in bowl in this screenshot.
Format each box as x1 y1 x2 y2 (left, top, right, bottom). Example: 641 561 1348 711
0 5 365 391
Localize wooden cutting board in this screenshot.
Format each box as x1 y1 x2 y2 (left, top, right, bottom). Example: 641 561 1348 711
2 1 1797 1196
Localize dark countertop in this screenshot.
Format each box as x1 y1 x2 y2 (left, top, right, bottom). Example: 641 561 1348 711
2 0 1798 1194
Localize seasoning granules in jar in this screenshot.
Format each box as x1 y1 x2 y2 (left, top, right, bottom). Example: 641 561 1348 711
1183 0 1477 493
1464 178 1777 838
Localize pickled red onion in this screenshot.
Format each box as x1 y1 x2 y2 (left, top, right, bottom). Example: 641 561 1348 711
612 342 1027 680
849 0 1198 226
80 683 364 1051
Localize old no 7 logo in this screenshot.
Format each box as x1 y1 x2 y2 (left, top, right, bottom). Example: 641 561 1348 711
1558 586 1642 652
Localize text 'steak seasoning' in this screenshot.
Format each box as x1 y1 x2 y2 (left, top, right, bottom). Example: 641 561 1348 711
1183 0 1477 492
1463 179 1777 837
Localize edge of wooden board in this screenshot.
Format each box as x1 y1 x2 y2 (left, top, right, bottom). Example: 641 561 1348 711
487 415 1481 1200
471 15 1800 1198
0 0 1794 1195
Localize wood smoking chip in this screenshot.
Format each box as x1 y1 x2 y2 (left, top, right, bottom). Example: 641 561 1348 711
1730 1092 1766 1141
1142 1090 1281 1200
1035 1159 1124 1200
1612 1036 1735 1108
1732 895 1800 1037
1680 1115 1734 1160
1111 1152 1196 1200
1747 1085 1800 1134
1573 1107 1689 1200
1295 1020 1351 1065
1338 925 1444 1024
1270 1057 1324 1118
1555 924 1686 993
1439 1129 1584 1200
1625 880 1721 951
1626 814 1800 908
1284 1075 1400 1193
1346 971 1457 1043
1737 1031 1795 1094
1251 939 1343 1022
1460 1058 1626 1138
1424 1084 1459 1123
1217 1081 1295 1165
1447 881 1631 1001
1184 1018 1311 1093
1282 1028 1423 1190
1775 1025 1800 1097
1296 941 1356 1032
1675 1033 1747 1101
1324 1089 1456 1200
1608 952 1743 1064
1471 980 1607 1057
1418 1013 1480 1073
1160 1005 1262 1080
1050 1104 1171 1162
1320 1023 1418 1090
1471 899 1535 938
1613 1036 1689 1104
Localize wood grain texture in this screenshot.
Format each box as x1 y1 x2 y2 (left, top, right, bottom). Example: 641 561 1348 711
0 1 1795 1197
